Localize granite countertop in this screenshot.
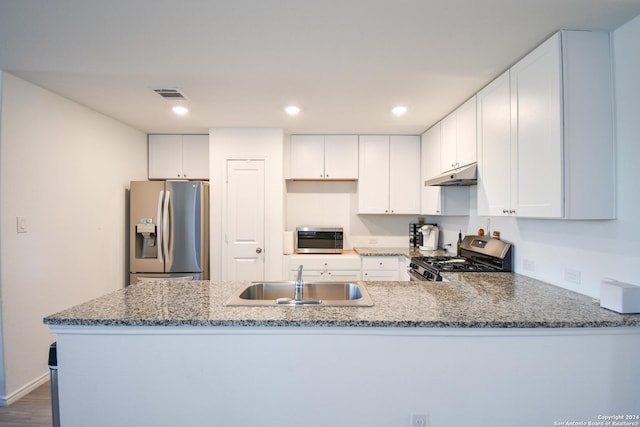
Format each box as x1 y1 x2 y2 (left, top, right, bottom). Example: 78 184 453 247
44 274 640 328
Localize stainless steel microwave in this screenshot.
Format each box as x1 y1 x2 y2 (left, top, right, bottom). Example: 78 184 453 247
295 227 344 254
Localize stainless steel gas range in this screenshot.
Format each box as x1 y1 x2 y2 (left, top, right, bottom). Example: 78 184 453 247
408 235 513 281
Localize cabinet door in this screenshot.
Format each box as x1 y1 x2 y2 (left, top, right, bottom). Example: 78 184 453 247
290 135 325 179
440 112 457 172
324 135 358 179
511 33 563 218
456 96 477 168
358 136 390 213
477 70 512 216
181 135 209 180
148 134 183 179
421 124 443 215
389 136 420 214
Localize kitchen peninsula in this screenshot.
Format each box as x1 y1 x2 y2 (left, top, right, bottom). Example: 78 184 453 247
45 276 640 427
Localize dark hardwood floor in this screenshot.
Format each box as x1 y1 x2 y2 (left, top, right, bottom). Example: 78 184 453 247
0 382 52 427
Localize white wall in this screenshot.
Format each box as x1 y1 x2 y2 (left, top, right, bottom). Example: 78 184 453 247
0 73 147 404
285 181 422 248
209 128 284 281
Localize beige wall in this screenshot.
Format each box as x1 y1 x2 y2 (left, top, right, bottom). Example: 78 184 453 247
0 73 148 403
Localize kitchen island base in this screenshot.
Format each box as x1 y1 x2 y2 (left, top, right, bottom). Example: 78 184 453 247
51 326 640 427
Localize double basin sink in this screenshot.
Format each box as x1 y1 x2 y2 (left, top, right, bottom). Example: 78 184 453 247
224 281 374 307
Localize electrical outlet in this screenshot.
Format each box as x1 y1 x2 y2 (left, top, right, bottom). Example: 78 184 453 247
564 268 581 284
411 413 428 427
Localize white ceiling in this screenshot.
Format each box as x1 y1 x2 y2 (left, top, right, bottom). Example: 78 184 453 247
2 0 640 135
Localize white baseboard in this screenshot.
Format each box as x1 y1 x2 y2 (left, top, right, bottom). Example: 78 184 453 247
0 371 49 407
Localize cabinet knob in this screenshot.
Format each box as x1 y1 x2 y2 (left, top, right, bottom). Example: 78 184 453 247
256 247 263 254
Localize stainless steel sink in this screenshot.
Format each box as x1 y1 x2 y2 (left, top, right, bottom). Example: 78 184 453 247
224 281 374 307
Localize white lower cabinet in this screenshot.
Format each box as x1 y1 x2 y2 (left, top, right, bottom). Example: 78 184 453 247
361 256 407 281
287 256 361 282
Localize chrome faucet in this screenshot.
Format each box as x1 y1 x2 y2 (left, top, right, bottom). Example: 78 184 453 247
294 265 304 302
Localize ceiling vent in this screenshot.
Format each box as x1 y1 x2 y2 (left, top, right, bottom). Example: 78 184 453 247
153 88 189 101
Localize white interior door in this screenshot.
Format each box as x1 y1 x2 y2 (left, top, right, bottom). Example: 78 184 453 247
225 159 265 280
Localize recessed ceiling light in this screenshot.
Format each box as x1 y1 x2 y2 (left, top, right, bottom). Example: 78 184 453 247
392 106 408 115
285 106 301 115
172 105 189 115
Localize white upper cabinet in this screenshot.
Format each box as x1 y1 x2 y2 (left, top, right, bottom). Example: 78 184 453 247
289 135 358 180
440 96 477 172
358 135 420 214
477 70 512 216
358 136 390 213
324 135 359 179
512 31 614 219
478 30 614 219
148 134 209 180
421 124 470 216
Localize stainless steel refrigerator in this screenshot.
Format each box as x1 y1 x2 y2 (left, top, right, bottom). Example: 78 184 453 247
129 180 209 284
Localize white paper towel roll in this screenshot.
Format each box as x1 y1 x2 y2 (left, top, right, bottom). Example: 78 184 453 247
283 231 294 254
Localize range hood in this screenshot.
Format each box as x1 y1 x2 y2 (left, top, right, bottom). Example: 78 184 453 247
424 163 477 186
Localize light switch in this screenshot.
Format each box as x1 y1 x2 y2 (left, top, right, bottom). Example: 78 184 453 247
17 216 28 233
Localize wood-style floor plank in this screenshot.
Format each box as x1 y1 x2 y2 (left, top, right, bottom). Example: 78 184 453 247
0 382 52 427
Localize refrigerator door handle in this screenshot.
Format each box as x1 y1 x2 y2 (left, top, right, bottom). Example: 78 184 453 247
156 190 164 264
163 190 171 263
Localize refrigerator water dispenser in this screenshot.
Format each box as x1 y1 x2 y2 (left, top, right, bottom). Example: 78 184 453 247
135 223 157 259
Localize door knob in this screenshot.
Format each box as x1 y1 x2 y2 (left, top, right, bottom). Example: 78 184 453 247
256 248 263 254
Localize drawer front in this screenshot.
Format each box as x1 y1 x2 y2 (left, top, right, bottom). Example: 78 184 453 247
361 256 399 270
288 256 361 271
